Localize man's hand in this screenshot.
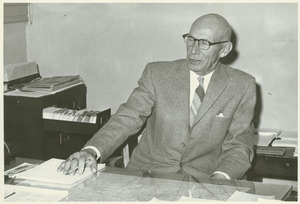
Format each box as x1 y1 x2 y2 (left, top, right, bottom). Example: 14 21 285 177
57 149 97 175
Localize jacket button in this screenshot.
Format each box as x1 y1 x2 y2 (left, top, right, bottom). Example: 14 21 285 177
180 162 183 167
180 142 186 148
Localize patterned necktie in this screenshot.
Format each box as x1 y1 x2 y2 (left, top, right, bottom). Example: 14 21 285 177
190 76 205 127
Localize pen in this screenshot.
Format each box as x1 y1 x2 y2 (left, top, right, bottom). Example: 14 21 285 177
274 130 282 139
4 192 16 199
67 160 90 174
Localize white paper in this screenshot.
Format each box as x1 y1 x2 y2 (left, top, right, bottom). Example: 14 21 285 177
254 132 275 146
272 140 297 147
149 196 214 202
15 158 105 185
4 89 52 97
4 184 68 202
227 191 275 201
4 82 83 98
178 196 215 201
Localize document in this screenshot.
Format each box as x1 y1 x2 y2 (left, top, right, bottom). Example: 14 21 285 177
21 75 82 92
4 89 52 97
14 158 105 185
149 196 212 202
4 184 68 202
227 191 275 201
4 82 83 97
254 129 280 146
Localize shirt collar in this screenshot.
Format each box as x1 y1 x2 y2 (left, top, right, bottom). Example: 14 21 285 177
190 70 214 82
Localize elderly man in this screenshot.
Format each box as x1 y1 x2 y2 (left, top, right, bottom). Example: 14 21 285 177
58 13 256 180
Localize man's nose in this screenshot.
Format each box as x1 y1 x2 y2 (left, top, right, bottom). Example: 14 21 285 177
191 41 201 54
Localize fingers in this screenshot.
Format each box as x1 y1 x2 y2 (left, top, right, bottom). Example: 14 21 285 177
80 154 97 174
56 152 80 175
80 149 98 174
78 157 87 175
62 159 73 175
87 158 98 174
57 160 66 173
69 159 79 175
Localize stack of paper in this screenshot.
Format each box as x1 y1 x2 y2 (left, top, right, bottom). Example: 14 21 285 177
21 75 82 92
14 158 105 185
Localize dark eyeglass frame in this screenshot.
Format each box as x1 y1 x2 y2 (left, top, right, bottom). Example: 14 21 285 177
182 33 229 50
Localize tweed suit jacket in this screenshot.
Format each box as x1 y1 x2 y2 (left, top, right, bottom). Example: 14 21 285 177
85 59 257 180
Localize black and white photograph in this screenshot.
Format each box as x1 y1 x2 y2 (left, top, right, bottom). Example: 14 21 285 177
3 2 298 202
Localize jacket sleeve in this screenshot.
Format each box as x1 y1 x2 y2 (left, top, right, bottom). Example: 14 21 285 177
84 63 156 162
215 78 257 179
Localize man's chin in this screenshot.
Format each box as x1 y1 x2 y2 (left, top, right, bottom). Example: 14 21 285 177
188 64 205 73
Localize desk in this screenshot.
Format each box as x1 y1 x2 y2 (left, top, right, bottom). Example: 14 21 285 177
5 158 295 202
249 146 297 181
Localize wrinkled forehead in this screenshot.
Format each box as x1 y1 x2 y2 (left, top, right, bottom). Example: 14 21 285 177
189 15 231 41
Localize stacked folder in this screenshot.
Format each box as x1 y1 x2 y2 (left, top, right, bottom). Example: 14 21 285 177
43 107 99 124
21 75 82 92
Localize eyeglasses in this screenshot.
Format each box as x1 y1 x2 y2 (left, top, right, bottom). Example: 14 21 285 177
182 33 229 50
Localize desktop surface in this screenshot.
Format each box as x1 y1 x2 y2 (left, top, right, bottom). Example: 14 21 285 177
61 167 292 201
5 158 294 202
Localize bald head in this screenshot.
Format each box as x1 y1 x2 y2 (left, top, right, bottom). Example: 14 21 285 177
186 14 233 75
190 14 232 42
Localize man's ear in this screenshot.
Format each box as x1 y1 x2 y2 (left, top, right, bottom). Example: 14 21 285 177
219 42 233 58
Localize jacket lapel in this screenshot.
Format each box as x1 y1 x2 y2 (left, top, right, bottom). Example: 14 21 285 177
170 60 190 117
192 63 228 126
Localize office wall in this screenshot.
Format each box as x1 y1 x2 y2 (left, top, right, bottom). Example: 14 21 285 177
26 3 297 132
4 22 28 64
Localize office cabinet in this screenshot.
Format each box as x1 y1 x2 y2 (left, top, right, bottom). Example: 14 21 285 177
248 146 297 181
43 109 111 160
4 84 87 160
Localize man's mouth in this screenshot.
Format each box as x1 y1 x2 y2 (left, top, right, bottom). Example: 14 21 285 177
188 59 201 64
